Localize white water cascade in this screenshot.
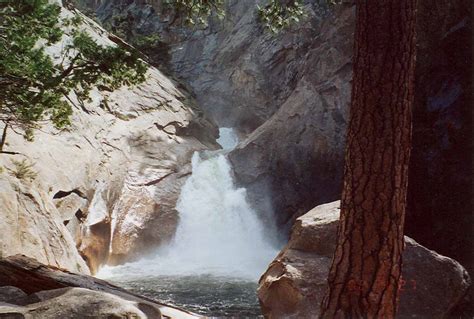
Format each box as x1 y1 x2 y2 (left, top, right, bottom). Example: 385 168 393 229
98 128 278 281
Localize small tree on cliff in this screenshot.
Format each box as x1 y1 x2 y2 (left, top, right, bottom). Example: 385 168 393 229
0 0 147 153
319 0 417 317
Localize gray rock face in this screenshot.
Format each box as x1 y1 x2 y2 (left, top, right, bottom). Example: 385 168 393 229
0 4 218 274
77 0 344 131
258 201 471 319
229 4 354 230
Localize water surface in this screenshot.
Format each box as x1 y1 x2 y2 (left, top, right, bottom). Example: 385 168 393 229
104 274 262 317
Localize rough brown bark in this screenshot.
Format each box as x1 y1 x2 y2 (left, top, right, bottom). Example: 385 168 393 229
319 1 417 318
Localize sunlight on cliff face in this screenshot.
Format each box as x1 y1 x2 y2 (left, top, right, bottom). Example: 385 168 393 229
98 128 278 281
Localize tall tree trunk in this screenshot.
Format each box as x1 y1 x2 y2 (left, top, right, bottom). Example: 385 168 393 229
319 1 417 318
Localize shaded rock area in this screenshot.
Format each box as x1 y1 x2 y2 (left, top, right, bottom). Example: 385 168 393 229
258 201 472 319
0 255 201 319
228 4 354 231
0 286 27 304
406 0 473 282
0 3 218 275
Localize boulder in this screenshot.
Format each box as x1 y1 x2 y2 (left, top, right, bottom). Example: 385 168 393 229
258 201 471 318
0 287 163 319
107 165 191 266
0 255 201 319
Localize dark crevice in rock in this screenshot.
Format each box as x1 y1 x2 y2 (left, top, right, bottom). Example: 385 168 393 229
138 171 175 187
53 189 87 200
75 209 86 221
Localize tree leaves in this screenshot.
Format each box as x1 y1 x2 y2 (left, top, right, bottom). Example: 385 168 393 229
163 0 225 27
257 0 306 33
0 0 147 140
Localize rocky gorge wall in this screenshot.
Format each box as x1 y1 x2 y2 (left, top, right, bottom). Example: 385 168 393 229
0 3 218 275
79 0 353 239
79 0 472 276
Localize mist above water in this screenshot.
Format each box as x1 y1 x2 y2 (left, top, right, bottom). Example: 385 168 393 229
216 127 239 151
98 128 278 281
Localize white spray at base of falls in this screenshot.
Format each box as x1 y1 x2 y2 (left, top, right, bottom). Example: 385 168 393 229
98 128 278 281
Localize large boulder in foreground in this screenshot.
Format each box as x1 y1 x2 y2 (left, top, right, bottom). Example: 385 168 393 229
0 287 163 319
258 201 471 319
0 255 200 319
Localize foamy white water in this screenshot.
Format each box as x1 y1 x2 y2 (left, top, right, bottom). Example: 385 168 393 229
98 128 278 281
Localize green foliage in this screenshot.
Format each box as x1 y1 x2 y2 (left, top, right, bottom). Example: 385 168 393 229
133 34 162 53
104 11 133 39
24 128 35 142
98 11 169 67
64 30 147 93
163 0 225 26
101 11 162 58
258 0 306 33
0 0 147 138
10 159 37 181
104 13 161 51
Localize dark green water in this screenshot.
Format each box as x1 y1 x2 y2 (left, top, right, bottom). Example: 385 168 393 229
108 275 263 318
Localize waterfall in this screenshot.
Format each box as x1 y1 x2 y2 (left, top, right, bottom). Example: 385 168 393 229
98 128 278 280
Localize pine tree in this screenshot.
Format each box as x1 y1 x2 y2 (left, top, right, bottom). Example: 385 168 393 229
0 0 147 152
